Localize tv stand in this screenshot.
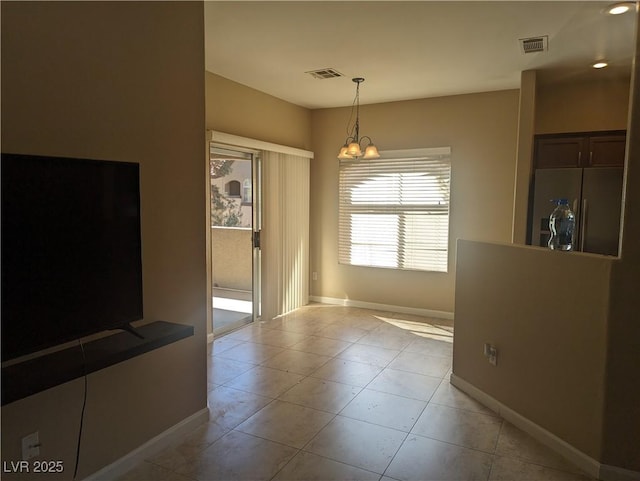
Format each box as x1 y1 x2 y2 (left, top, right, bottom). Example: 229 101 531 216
1 321 193 406
117 322 146 340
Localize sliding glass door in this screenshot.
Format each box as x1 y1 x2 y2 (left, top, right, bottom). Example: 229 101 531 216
209 145 261 336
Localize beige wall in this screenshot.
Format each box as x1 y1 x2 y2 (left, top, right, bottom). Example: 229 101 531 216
603 12 640 470
212 228 253 291
206 72 312 151
454 241 612 459
512 70 537 244
536 77 630 134
205 71 312 335
1 2 207 478
454 13 639 472
310 90 520 314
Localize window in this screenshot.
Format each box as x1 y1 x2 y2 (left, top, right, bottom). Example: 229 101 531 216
338 147 451 272
225 180 241 197
242 178 252 204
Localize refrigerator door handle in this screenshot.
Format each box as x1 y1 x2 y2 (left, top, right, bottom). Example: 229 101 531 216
580 198 588 251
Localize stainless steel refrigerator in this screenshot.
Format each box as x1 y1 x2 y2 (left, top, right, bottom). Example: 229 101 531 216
529 167 623 256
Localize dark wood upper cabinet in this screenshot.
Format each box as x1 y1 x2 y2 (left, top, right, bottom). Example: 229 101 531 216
534 131 626 169
535 136 587 168
588 134 627 167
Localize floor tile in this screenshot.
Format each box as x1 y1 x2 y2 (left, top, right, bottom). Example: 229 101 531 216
299 306 347 322
385 434 493 481
175 430 297 481
340 388 427 432
224 366 304 398
236 400 334 448
147 421 228 471
278 376 360 413
245 328 311 348
357 328 413 351
310 357 383 387
403 337 453 358
489 456 595 480
430 380 497 415
339 312 384 331
124 304 595 481
208 385 272 430
367 368 441 401
263 316 334 334
208 357 255 385
390 311 454 327
387 316 454 341
338 343 401 367
412 403 502 453
272 451 380 481
115 461 193 481
214 341 285 364
305 416 406 474
314 323 369 342
290 335 352 357
206 378 217 393
211 336 245 354
495 422 585 475
388 350 451 378
225 323 266 341
261 349 331 376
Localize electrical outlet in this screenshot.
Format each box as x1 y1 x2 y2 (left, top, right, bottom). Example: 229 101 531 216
483 343 498 366
21 431 40 461
312 272 318 281
488 346 498 366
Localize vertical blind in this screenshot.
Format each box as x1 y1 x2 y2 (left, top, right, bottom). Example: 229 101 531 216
339 148 451 273
261 151 310 322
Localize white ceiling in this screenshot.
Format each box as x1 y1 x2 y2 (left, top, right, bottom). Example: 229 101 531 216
204 1 637 109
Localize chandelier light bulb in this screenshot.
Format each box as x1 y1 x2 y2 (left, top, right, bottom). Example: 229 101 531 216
347 142 362 157
363 144 380 159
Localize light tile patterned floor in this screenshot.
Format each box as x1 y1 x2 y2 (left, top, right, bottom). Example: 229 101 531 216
118 304 596 481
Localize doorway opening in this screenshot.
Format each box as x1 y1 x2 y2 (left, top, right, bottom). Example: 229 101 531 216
209 145 261 336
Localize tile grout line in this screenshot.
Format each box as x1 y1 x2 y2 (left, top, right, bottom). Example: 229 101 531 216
204 305 491 481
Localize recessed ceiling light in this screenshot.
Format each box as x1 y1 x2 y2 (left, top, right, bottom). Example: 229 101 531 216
593 62 609 69
607 2 634 14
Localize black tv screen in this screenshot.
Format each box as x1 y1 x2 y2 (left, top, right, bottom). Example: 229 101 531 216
1 153 143 362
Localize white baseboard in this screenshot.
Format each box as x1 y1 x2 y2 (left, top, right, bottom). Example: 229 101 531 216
207 332 214 344
308 295 454 320
450 374 640 481
84 407 210 481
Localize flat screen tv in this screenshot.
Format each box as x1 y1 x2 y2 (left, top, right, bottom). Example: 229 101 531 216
1 153 143 362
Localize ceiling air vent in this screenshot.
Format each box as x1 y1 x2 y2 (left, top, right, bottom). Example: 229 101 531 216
306 68 343 80
519 36 548 54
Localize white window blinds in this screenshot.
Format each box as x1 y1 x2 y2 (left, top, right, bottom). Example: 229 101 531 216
338 148 451 273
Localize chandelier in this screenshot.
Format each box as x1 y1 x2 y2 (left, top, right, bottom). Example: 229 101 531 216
337 77 380 160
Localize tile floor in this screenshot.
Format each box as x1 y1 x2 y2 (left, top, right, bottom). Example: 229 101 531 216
118 304 596 481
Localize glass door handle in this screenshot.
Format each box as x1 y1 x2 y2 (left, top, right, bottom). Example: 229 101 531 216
253 230 261 249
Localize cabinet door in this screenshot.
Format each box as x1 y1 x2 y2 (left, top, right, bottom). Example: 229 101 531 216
535 137 587 169
588 135 626 167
